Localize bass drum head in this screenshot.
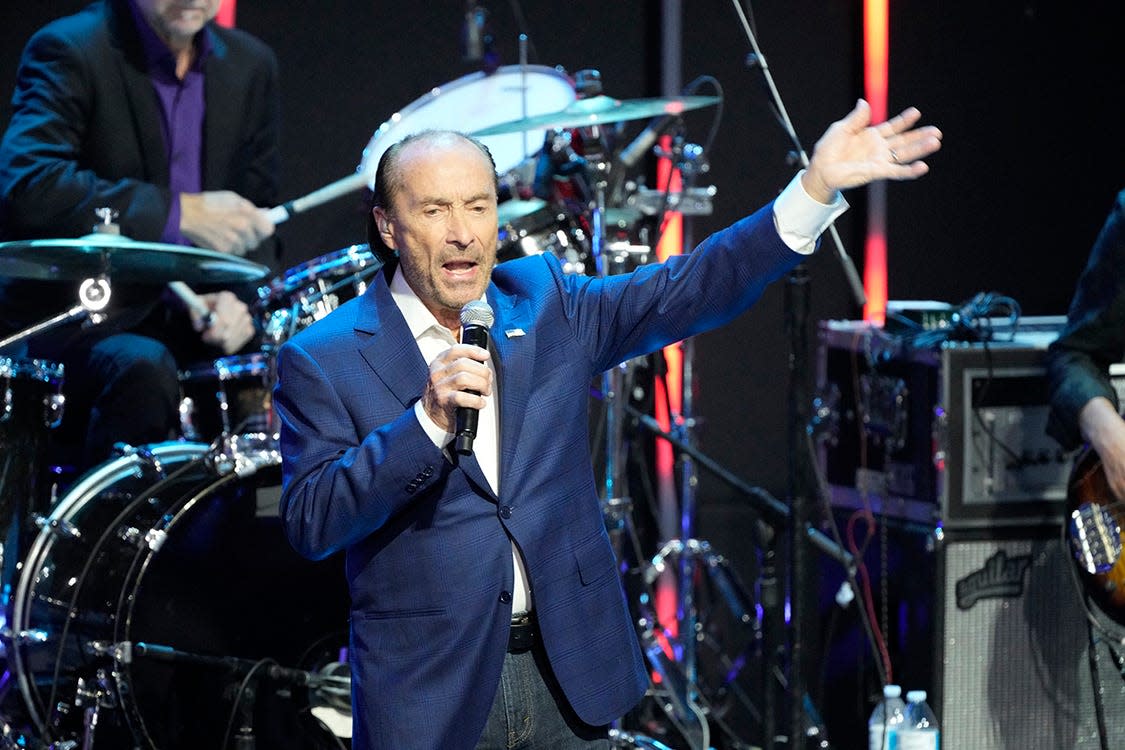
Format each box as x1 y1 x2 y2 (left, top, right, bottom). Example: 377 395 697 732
9 442 349 749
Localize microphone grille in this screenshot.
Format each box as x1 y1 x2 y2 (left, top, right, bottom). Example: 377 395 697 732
460 300 495 328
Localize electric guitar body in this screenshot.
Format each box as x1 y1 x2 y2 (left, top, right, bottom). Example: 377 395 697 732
1067 446 1125 625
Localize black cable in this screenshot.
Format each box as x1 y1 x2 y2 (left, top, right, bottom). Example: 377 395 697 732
220 657 276 750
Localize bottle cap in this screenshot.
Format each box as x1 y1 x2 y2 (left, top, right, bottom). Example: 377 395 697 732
906 690 927 702
883 684 902 698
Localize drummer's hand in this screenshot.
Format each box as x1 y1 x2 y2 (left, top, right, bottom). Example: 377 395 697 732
193 291 256 355
802 99 942 203
180 191 275 257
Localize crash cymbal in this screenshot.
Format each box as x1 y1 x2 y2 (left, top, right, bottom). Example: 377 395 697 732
471 94 721 136
0 233 270 284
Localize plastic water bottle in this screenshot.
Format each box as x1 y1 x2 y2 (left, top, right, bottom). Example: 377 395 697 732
868 684 906 750
900 690 940 750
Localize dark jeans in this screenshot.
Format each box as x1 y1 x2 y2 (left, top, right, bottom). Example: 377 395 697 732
476 641 610 750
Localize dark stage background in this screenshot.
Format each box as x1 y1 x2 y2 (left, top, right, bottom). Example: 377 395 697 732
7 0 1123 530
2 1 1125 746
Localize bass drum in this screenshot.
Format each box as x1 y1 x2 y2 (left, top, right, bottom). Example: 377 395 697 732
8 442 350 749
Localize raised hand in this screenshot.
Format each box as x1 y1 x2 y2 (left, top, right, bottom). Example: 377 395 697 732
802 99 943 203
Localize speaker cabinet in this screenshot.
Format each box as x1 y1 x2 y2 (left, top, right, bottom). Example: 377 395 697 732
935 531 1125 749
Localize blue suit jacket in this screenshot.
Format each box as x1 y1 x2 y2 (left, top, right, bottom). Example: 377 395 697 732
275 202 799 749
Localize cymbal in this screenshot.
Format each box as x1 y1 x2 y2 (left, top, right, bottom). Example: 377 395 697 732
0 233 271 284
470 94 721 136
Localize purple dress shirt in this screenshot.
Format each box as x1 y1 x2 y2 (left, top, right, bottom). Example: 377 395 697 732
128 0 211 245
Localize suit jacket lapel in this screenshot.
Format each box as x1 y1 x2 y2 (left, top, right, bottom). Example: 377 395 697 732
107 5 167 185
201 28 234 189
355 280 427 409
355 281 498 500
489 287 535 490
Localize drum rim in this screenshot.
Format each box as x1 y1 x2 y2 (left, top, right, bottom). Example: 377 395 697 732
277 243 376 291
179 350 274 382
118 465 248 748
9 441 213 739
0 356 64 382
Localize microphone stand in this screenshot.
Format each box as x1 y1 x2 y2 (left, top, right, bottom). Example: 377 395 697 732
109 641 348 749
732 3 864 747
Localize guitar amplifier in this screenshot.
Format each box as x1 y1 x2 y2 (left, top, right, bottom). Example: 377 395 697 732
816 316 1078 530
934 530 1125 750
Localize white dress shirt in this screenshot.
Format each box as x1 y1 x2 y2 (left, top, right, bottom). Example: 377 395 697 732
390 271 534 615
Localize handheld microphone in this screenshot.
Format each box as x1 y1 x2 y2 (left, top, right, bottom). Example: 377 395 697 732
617 114 679 169
454 300 495 456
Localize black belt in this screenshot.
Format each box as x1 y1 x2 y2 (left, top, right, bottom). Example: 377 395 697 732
508 614 537 653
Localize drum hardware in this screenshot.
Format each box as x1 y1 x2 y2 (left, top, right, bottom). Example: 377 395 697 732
212 433 280 478
116 526 166 553
254 244 380 343
622 402 853 749
107 443 169 485
72 669 117 750
31 515 81 540
627 185 716 217
5 627 48 646
0 228 269 355
608 727 676 750
4 440 347 748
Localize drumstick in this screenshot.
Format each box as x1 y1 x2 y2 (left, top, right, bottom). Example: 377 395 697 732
168 280 214 327
266 172 369 225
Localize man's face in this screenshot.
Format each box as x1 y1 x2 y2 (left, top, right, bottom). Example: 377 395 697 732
134 0 220 48
375 136 499 328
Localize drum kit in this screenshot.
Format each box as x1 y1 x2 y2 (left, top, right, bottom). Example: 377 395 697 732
0 64 724 749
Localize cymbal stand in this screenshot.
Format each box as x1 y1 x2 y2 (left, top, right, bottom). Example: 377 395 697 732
0 277 111 353
625 403 853 747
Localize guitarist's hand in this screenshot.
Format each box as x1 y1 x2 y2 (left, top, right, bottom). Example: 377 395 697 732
1079 396 1125 501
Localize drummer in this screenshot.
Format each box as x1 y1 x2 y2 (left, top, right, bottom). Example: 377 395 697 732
0 0 279 473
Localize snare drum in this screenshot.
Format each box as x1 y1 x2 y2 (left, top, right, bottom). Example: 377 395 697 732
179 352 277 447
358 65 576 184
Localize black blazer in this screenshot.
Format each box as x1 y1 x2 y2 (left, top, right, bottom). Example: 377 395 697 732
0 0 280 244
0 0 280 327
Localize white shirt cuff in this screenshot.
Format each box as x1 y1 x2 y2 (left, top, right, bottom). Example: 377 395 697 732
773 170 849 255
414 400 453 449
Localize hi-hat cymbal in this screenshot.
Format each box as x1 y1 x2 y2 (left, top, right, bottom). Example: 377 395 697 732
0 233 270 284
471 94 721 136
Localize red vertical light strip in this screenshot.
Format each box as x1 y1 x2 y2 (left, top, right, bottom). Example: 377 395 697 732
653 135 684 640
216 0 237 28
863 0 889 325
